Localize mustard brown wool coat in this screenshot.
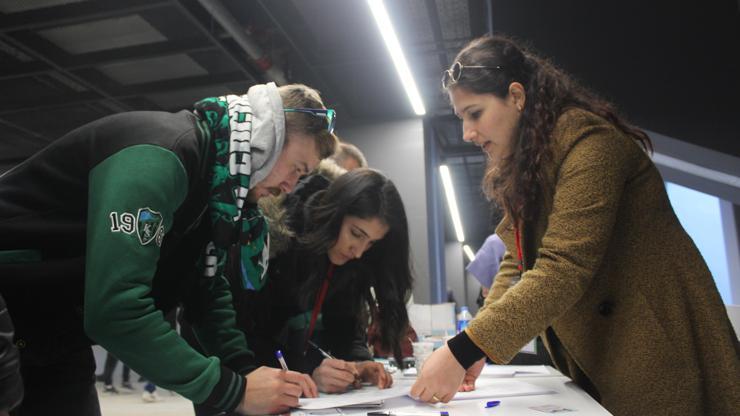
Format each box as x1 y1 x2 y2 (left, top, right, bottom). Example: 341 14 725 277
466 109 740 416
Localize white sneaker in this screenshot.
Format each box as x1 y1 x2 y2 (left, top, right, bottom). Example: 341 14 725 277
141 391 160 402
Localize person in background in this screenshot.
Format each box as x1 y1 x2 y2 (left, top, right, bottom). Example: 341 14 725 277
331 142 368 171
467 233 505 302
248 165 413 394
98 352 132 393
469 206 505 308
141 381 159 403
0 82 337 416
0 294 22 416
470 234 502 311
411 35 740 416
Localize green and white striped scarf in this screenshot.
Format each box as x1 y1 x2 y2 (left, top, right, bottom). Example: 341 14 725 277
194 95 269 290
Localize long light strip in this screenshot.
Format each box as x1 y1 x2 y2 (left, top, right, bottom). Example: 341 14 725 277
463 244 476 262
366 0 426 115
439 165 465 242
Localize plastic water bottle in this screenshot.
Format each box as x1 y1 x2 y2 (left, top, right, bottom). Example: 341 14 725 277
456 306 473 333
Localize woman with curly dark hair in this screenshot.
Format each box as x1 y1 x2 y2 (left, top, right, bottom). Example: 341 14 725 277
237 164 413 394
411 35 739 416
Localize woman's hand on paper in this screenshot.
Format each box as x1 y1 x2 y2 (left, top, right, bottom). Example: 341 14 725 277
459 357 485 392
357 360 393 389
409 344 465 403
312 358 360 393
239 366 318 415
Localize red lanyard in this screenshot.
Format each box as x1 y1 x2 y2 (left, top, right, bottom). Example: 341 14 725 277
514 224 524 279
304 263 335 352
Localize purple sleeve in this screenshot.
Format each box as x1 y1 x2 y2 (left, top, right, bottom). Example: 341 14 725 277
466 234 506 288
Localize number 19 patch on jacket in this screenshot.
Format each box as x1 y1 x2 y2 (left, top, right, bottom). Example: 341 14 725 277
110 207 165 247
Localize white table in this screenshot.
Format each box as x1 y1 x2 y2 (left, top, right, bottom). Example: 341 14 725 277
293 366 613 416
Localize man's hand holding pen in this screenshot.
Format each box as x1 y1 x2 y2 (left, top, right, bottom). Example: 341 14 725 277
239 366 318 415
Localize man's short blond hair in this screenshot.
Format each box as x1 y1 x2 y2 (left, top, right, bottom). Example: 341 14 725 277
278 84 338 159
332 142 368 169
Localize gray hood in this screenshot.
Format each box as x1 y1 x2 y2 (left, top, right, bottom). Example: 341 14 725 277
247 82 285 188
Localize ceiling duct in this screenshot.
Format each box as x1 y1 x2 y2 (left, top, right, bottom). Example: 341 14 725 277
196 0 287 85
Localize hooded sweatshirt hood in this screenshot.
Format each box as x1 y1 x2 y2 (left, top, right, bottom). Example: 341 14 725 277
246 82 285 187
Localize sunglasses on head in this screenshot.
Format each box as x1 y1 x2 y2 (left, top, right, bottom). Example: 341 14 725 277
283 108 336 134
442 61 504 89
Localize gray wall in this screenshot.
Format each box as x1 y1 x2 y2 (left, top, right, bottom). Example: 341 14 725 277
445 242 465 307
340 118 431 302
465 272 483 315
444 243 486 314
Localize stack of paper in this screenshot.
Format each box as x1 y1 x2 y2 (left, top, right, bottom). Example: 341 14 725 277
479 365 551 377
450 379 554 400
297 376 554 410
298 380 414 410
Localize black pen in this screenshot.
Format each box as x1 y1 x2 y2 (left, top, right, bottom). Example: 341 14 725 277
307 340 335 359
308 340 362 383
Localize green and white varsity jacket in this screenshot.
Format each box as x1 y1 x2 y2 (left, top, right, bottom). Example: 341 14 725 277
0 109 254 412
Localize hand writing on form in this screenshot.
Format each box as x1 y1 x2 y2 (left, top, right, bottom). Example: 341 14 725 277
237 366 318 415
312 359 393 393
307 341 360 390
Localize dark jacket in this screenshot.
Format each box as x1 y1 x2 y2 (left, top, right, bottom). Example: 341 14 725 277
0 293 22 411
236 171 373 375
0 110 252 411
470 109 740 416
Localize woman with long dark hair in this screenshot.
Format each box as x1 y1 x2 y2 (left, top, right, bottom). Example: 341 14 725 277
411 35 739 416
240 164 413 394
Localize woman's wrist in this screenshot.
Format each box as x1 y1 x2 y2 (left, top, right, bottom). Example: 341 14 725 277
446 330 486 369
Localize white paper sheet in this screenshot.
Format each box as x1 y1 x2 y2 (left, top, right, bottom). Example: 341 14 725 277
479 365 551 377
297 375 553 409
450 379 554 400
297 379 414 410
521 338 537 354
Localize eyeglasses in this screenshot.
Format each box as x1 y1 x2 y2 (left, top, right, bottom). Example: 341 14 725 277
442 61 504 89
283 108 336 134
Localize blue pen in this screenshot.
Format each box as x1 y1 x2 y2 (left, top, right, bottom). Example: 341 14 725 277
485 400 501 408
275 350 289 371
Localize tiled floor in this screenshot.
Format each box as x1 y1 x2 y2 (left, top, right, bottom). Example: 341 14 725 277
96 382 194 416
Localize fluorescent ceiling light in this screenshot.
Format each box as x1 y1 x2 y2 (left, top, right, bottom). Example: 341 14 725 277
439 165 465 242
463 244 475 262
367 0 426 115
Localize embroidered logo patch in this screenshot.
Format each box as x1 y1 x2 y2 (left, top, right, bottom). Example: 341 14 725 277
110 208 165 246
136 208 163 246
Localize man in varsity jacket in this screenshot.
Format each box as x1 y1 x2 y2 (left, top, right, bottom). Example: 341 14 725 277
0 82 337 415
